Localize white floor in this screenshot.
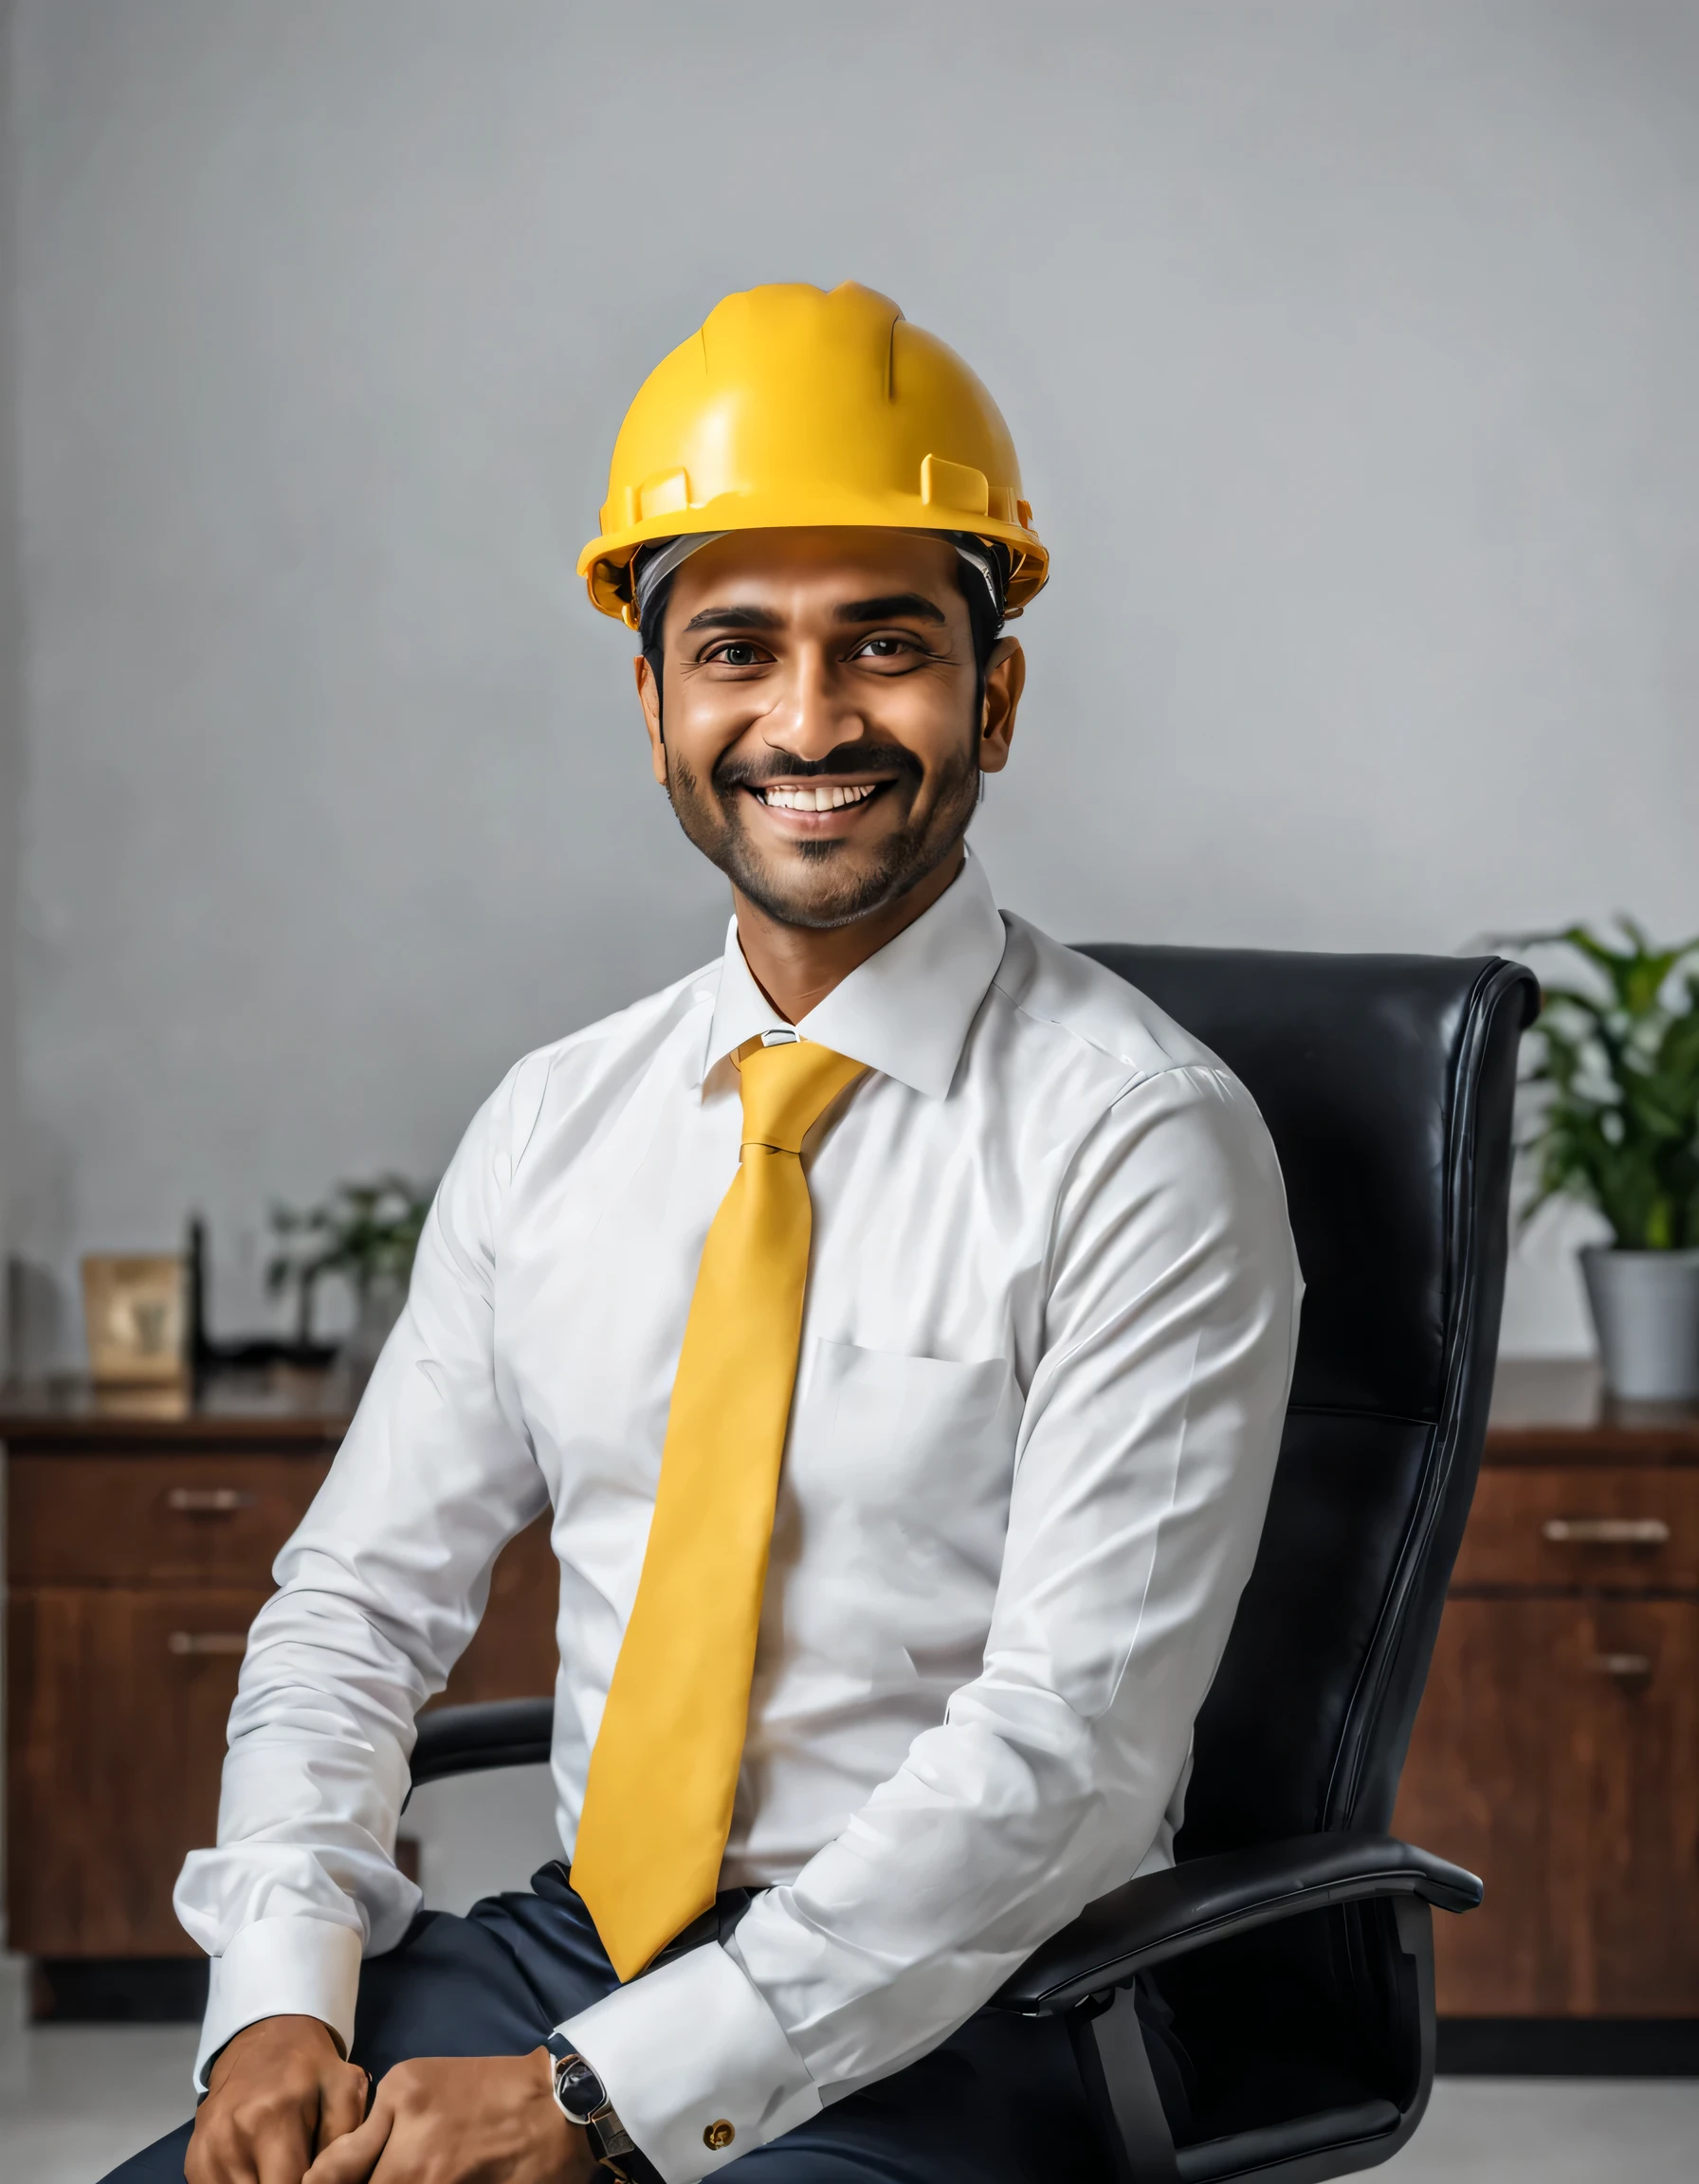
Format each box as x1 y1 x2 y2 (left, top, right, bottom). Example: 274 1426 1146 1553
4 1952 1696 2184
1 1975 199 2182
1380 2078 1699 2183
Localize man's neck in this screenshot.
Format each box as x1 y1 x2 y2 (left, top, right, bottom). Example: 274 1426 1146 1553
732 845 966 1025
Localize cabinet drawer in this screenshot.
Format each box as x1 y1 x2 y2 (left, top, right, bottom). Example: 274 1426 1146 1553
1394 1595 1699 2014
1452 1465 1699 1592
7 1453 331 1586
7 1585 272 1955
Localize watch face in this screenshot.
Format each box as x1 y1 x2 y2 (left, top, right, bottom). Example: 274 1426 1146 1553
556 2057 607 2123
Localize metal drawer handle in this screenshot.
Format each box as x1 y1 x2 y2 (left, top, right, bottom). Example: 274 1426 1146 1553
1587 1651 1653 1682
167 1630 248 1657
165 1487 258 1515
1543 1517 1671 1546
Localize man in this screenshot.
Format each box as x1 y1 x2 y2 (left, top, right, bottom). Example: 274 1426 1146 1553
110 281 1299 2184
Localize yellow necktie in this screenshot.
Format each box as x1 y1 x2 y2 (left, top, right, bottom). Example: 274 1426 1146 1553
572 1033 868 1980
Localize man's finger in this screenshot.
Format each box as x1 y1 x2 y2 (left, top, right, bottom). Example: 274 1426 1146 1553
186 2115 261 2184
302 2104 391 2184
317 2064 373 2151
252 2111 317 2184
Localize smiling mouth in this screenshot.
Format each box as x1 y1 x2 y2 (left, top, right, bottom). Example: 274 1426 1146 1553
752 781 885 812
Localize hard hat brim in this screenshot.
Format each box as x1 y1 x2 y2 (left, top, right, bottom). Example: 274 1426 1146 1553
578 500 1049 630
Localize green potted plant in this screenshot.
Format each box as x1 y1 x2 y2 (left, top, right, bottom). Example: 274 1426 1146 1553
1517 919 1699 1399
266 1174 435 1387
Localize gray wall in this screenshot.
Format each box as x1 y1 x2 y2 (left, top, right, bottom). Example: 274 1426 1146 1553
6 0 1699 1362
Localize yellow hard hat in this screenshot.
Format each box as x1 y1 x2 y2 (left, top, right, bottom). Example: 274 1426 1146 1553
578 282 1048 629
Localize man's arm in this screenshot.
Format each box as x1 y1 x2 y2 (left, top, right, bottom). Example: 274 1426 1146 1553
557 1064 1301 2181
175 1059 555 2176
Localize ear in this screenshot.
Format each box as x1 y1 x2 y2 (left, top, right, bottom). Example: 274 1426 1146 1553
977 637 1025 775
635 655 667 783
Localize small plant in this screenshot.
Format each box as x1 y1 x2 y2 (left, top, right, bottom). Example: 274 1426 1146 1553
1516 920 1699 1250
266 1174 435 1343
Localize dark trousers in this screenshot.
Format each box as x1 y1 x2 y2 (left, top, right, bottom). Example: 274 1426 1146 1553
101 1866 1137 2182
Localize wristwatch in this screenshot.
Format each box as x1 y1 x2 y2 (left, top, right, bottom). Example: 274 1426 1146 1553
543 2033 643 2178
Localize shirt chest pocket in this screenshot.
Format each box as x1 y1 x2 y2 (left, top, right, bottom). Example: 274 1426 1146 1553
783 1339 1020 1592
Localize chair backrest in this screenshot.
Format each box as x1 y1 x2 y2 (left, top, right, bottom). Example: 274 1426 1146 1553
1076 946 1537 1855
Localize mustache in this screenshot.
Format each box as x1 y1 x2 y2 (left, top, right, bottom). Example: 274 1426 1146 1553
712 741 923 793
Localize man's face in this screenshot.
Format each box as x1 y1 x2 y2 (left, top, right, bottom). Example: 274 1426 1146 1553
636 528 1022 931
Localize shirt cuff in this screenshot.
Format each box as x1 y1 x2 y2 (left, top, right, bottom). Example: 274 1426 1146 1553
560 1941 820 2184
193 1916 364 2092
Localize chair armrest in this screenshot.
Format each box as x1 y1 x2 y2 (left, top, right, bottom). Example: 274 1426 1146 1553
410 1698 554 1789
993 1832 1482 2014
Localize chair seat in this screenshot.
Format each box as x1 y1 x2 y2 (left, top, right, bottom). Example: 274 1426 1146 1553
1177 2098 1401 2182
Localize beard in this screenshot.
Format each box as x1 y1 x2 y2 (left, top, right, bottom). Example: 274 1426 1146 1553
663 737 981 931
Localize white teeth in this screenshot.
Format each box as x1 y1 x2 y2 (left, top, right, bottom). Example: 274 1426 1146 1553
759 782 878 811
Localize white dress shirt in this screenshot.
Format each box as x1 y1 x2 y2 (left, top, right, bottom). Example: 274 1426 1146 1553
175 852 1300 2183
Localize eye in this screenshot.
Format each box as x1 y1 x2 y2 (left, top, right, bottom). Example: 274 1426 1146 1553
704 641 770 668
851 633 918 661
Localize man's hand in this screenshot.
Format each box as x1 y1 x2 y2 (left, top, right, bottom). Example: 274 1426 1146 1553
187 2014 370 2184
301 2049 598 2184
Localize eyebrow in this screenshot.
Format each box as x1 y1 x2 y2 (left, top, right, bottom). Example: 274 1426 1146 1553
833 592 946 626
680 605 786 634
680 592 949 636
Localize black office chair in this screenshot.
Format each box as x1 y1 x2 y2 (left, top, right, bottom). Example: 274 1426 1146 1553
412 946 1538 2184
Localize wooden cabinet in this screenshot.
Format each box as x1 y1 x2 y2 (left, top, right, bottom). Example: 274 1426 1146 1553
2 1375 557 2007
11 1360 1693 2029
1393 1359 1699 2020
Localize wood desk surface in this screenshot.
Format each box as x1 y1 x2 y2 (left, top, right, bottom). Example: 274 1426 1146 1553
1487 1357 1699 1463
0 1370 352 1447
3 1356 1695 1455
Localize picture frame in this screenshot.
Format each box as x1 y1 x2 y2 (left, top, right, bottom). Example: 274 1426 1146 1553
81 1253 189 1386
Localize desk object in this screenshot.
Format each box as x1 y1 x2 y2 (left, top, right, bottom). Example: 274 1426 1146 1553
81 1254 188 1387
1393 1356 1699 2054
2 1374 557 2018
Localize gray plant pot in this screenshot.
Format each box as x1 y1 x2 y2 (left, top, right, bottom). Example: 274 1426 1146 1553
1580 1246 1699 1402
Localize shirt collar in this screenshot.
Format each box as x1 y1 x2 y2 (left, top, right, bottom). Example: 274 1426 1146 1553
696 850 1008 1100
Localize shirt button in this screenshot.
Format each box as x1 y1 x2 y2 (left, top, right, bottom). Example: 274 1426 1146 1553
703 2120 736 2150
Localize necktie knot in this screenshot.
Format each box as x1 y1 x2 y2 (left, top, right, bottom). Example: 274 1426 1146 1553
737 1037 868 1155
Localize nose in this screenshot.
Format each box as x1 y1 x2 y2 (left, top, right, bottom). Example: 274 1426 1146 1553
759 642 868 763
